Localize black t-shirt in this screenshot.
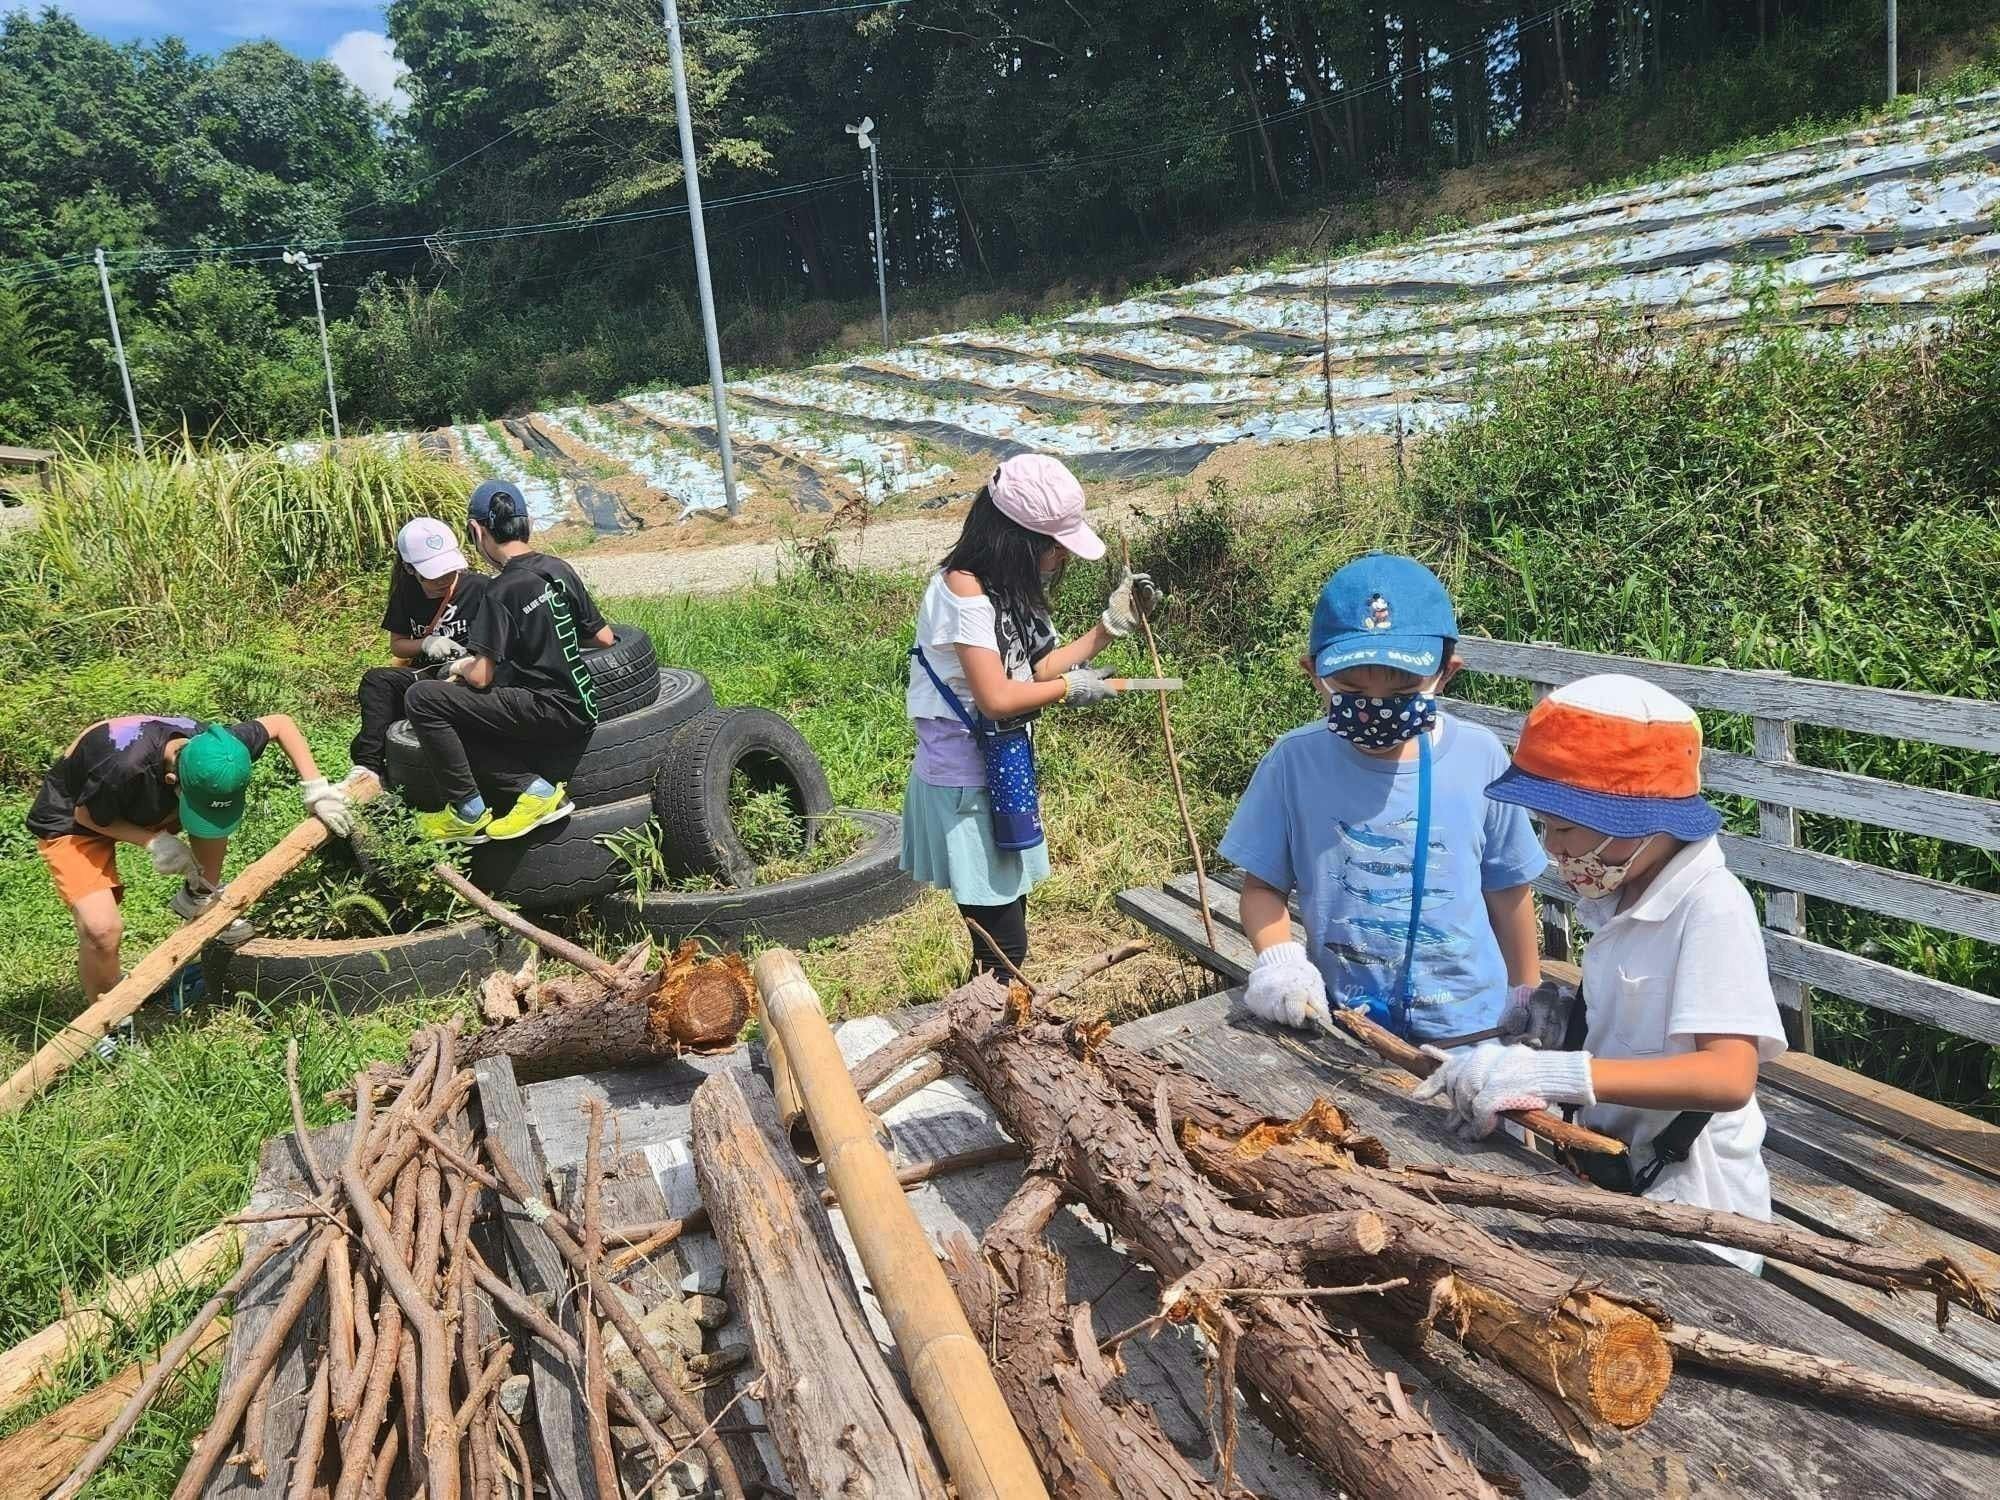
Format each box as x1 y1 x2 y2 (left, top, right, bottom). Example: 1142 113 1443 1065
468 553 609 722
381 567 489 648
28 717 272 839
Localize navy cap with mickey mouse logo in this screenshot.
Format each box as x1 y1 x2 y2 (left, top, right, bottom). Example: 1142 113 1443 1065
1309 552 1458 678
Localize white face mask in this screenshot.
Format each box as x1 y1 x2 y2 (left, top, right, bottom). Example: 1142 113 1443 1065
1554 832 1657 900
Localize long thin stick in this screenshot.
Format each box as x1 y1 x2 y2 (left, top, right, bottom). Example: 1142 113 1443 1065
1123 536 1216 950
432 864 626 988
579 1099 622 1500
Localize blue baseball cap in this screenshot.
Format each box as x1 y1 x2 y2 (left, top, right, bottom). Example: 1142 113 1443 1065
1310 553 1458 678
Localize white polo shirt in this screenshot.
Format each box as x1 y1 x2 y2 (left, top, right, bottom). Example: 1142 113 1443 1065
1574 835 1788 1271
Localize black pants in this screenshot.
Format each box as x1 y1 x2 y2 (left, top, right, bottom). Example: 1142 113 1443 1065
959 896 1028 977
350 665 419 775
404 678 591 810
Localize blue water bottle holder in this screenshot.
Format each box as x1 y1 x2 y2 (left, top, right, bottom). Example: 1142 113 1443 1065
911 644 1046 853
1360 730 1432 1039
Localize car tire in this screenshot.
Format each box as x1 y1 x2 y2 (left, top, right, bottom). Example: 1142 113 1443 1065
585 624 661 722
652 707 833 886
467 793 652 911
597 809 917 949
383 667 711 813
200 919 525 1013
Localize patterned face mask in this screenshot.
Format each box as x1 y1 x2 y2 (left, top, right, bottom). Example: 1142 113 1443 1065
1325 689 1438 750
1554 832 1658 900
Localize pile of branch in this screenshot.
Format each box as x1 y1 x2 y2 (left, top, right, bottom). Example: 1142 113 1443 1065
866 973 2000 1499
49 1026 745 1500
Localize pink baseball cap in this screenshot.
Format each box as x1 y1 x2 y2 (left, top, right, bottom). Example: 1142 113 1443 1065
396 516 469 579
988 454 1104 561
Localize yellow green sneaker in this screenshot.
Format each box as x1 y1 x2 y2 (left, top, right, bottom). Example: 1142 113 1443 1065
417 804 492 842
486 784 574 841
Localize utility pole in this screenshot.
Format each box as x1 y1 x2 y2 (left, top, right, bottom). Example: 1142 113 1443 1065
284 250 341 439
847 116 889 347
1886 0 1898 100
661 0 741 516
93 247 144 456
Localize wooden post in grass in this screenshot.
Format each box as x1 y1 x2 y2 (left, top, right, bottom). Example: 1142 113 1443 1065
0 774 379 1117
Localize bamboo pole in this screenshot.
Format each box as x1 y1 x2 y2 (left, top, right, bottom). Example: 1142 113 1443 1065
1122 538 1216 950
0 774 381 1116
752 949 1049 1500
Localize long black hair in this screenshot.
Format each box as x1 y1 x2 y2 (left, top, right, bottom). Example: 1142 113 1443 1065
940 487 1059 620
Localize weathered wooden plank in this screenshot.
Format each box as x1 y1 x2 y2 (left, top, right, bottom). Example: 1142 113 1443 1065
1762 931 2000 1045
523 1054 750 1175
1141 1011 2000 1497
1451 699 2000 852
203 1125 346 1498
1753 706 1812 1050
1455 637 2000 753
1714 833 2000 948
1757 1084 2000 1256
473 1056 601 1500
1763 1051 2000 1182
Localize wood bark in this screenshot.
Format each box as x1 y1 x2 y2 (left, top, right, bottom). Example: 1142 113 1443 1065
691 1069 951 1499
942 1176 1225 1500
1083 1029 1673 1430
0 776 381 1115
936 974 1503 1500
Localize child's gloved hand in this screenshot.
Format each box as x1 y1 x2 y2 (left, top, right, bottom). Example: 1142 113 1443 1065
1062 668 1116 705
302 778 356 838
420 633 467 661
1243 942 1332 1030
1100 569 1160 638
147 831 202 878
1497 980 1575 1051
1412 1041 1596 1138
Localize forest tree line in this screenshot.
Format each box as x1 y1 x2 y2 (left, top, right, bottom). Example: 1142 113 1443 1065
0 0 1966 444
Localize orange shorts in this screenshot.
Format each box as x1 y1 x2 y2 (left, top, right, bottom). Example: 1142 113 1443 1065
37 833 124 908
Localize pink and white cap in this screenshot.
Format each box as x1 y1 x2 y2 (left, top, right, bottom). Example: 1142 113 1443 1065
396 516 469 579
988 454 1104 561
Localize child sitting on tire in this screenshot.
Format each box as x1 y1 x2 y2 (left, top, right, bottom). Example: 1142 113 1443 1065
407 481 615 843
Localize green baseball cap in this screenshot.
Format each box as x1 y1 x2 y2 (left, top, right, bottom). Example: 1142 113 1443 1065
176 725 253 838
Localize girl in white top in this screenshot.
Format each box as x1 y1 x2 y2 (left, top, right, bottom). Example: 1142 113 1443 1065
1414 674 1787 1271
900 454 1155 976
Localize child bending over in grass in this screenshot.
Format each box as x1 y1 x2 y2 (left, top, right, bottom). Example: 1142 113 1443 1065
1415 674 1786 1271
1220 553 1546 1046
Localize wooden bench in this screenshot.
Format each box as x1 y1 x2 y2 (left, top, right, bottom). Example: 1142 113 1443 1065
0 445 54 494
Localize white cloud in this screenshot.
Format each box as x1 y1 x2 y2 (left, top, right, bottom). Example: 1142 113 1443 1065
326 29 409 113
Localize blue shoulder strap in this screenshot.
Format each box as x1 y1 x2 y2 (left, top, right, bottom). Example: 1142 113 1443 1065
910 644 984 736
1394 729 1433 1035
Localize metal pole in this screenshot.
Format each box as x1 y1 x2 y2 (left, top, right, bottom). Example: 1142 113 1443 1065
1885 0 1898 100
308 262 341 439
661 0 741 516
868 138 889 347
94 247 144 456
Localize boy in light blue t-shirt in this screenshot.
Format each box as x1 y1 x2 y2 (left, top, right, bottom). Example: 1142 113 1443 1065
1219 554 1547 1047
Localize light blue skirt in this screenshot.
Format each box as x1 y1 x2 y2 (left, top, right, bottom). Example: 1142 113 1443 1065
899 770 1050 907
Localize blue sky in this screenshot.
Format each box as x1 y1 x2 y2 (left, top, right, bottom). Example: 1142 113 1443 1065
51 1 408 107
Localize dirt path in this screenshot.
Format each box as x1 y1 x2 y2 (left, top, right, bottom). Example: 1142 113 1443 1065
571 512 965 597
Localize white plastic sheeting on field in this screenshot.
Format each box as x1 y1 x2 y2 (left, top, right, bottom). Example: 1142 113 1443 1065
453 424 566 526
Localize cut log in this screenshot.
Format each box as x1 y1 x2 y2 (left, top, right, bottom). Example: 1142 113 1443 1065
1083 1029 1673 1431
943 1228 1224 1499
935 973 1503 1499
0 775 381 1117
690 1069 950 1499
0 1225 242 1412
0 1317 227 1494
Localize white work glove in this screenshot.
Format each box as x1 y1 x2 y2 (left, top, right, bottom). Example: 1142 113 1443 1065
1496 980 1575 1051
1100 569 1160 638
147 831 203 879
1242 942 1332 1030
1062 667 1116 705
302 778 355 838
445 653 478 682
419 633 466 661
1412 1041 1595 1139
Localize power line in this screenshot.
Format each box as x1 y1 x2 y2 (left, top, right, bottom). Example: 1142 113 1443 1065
691 0 915 24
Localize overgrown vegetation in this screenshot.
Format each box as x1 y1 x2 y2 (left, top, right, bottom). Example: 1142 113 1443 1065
257 798 472 940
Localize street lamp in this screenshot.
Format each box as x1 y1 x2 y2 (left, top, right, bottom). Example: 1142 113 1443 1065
846 116 889 347
283 249 341 440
